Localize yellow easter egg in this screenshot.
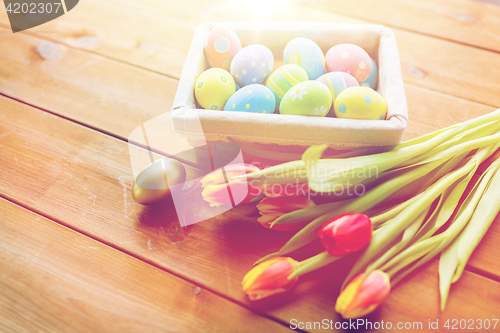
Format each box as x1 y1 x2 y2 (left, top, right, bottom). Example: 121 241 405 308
334 86 387 120
195 68 236 110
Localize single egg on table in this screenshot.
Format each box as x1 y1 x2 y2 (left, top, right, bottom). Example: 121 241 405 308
280 80 332 117
230 44 274 87
316 71 359 116
204 27 242 71
266 64 308 109
334 86 387 120
360 57 378 89
195 68 236 110
132 158 186 205
325 44 372 83
224 84 276 114
283 37 325 80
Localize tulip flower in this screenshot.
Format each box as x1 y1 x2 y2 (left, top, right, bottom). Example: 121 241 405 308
336 270 391 319
201 163 261 207
242 257 300 301
317 213 372 256
256 196 315 231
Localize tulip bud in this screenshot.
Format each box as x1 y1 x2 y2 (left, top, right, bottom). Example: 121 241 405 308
201 163 261 207
336 270 391 319
256 196 315 231
242 257 300 301
317 213 372 256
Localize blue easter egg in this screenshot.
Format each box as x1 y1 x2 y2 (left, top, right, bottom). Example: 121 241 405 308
230 44 274 87
360 58 378 89
223 84 276 114
283 38 325 80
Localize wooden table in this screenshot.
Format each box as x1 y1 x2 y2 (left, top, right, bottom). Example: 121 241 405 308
1 0 500 331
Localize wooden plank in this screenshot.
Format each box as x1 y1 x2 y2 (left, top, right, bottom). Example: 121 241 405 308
0 0 196 76
2 0 500 109
1 93 500 330
0 26 175 141
402 82 495 140
306 0 500 52
394 28 500 108
0 198 291 332
0 26 211 167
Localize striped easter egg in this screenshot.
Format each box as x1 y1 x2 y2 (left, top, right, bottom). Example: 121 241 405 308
266 64 308 110
316 72 359 116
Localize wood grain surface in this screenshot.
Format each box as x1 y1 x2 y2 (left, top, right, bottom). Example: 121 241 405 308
0 197 291 333
1 91 499 331
1 0 500 331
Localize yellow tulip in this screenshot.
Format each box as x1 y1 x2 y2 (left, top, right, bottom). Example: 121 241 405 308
242 257 300 301
336 270 391 319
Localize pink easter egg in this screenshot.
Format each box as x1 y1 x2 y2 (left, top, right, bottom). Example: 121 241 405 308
204 27 242 71
325 44 372 83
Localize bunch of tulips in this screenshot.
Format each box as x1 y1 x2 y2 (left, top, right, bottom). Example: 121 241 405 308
200 108 500 318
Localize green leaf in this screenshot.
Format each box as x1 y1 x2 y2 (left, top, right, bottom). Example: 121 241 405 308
302 144 328 163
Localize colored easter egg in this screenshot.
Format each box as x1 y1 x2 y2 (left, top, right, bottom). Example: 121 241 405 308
316 71 359 115
195 68 236 110
280 80 332 117
283 38 325 80
334 86 387 120
230 44 274 87
204 27 242 71
132 158 186 205
224 84 276 114
325 44 372 83
266 64 308 107
360 57 378 89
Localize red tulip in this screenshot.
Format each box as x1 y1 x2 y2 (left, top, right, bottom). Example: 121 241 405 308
201 163 261 207
317 213 372 256
336 270 391 319
242 257 300 301
256 196 315 231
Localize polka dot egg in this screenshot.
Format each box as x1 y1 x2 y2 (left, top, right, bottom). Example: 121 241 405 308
266 64 308 108
325 44 372 83
204 27 242 71
283 38 325 80
280 80 332 117
334 86 387 120
224 84 276 114
360 57 378 89
316 72 358 115
195 68 236 110
230 44 274 87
